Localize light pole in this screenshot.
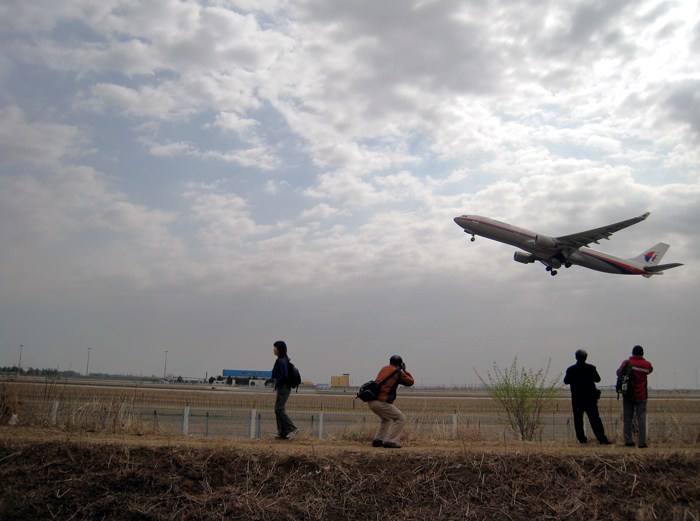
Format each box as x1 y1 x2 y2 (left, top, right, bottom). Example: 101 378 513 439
17 345 23 376
674 371 677 390
86 348 91 377
163 350 169 380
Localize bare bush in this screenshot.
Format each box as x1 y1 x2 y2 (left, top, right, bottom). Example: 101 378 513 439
475 357 562 441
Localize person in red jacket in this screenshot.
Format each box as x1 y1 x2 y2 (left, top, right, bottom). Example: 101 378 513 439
617 345 653 448
367 355 415 448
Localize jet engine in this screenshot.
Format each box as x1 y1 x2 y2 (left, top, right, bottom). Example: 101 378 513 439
513 251 536 264
534 234 557 248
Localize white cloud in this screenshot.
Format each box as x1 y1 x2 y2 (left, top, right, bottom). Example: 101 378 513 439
186 186 274 248
1 0 699 384
0 106 86 168
263 179 289 195
93 201 177 237
210 112 259 136
145 139 198 157
300 203 341 220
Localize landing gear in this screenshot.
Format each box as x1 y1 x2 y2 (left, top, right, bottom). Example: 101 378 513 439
546 266 558 276
463 230 476 242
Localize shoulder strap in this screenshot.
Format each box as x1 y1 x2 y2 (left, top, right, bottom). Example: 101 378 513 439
377 369 399 387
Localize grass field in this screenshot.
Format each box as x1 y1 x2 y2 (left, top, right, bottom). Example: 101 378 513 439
2 380 700 520
5 379 700 414
2 379 699 445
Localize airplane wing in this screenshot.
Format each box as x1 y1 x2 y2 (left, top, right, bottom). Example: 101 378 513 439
555 212 650 249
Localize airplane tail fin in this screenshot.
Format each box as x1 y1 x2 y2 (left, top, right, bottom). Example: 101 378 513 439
629 242 683 278
629 243 669 266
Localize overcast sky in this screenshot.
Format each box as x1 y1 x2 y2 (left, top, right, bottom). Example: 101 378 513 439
1 0 698 390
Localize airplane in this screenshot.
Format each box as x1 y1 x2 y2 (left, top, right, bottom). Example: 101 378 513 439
454 212 683 277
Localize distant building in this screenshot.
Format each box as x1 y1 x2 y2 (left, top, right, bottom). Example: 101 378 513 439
221 369 273 387
179 377 204 384
223 370 272 379
331 374 350 387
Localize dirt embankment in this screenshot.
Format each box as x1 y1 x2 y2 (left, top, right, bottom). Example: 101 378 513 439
2 427 700 520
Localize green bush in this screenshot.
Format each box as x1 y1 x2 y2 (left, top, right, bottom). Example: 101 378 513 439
475 357 562 441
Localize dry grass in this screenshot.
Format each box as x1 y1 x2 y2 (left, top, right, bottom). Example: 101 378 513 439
1 427 700 520
3 380 700 446
6 380 700 414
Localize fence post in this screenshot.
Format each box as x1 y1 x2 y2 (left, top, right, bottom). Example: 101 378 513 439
646 414 649 442
205 411 209 438
119 401 127 425
319 410 325 440
250 408 257 439
50 400 59 425
182 406 190 435
452 414 457 438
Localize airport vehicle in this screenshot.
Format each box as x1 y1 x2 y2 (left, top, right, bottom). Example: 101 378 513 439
454 212 682 276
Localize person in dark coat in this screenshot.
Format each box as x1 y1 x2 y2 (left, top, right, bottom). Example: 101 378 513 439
564 349 611 445
271 340 299 440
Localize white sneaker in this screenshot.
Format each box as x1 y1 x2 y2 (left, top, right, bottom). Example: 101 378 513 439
287 428 300 439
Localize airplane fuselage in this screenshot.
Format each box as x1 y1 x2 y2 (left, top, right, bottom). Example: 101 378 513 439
454 215 662 276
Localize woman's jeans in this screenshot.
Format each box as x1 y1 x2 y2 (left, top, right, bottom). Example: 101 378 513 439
274 385 297 436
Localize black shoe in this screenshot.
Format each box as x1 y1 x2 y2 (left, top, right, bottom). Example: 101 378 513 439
625 442 636 447
638 444 648 449
383 441 402 448
275 434 287 440
371 439 384 447
600 439 613 445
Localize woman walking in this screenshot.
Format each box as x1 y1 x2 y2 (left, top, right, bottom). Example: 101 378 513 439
271 340 299 439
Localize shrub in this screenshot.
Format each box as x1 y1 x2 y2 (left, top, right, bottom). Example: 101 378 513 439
475 357 562 441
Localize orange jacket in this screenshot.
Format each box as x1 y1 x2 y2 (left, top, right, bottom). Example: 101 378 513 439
375 365 414 404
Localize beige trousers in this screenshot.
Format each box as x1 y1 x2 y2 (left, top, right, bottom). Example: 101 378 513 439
368 400 406 443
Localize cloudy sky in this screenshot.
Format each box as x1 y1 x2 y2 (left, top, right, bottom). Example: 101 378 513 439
1 0 698 390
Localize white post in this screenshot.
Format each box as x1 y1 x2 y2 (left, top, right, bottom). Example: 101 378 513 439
182 406 190 435
50 400 59 425
119 401 127 425
646 414 649 442
250 408 257 439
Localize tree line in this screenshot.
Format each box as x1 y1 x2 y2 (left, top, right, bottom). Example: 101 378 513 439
0 366 82 378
